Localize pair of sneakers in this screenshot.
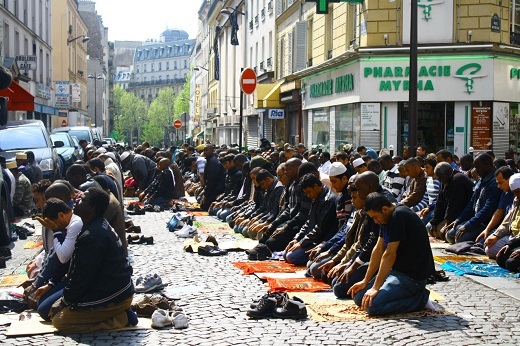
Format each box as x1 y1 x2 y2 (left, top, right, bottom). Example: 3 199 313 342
247 292 307 320
135 273 165 293
151 309 188 329
175 224 198 238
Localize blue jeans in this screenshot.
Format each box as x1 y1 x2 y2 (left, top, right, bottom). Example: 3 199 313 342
217 208 233 221
306 256 333 282
353 270 429 316
147 196 169 206
446 224 482 244
420 210 434 225
37 280 68 321
284 248 309 266
209 206 221 216
332 263 369 299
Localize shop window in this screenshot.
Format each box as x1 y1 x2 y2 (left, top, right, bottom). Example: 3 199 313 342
312 108 330 151
335 104 360 152
510 103 520 153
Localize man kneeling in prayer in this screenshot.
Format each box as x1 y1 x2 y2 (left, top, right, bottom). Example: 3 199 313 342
49 187 136 332
348 192 435 316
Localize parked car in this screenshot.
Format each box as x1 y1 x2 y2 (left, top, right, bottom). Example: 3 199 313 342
103 137 116 145
0 120 63 180
0 167 10 245
50 132 80 174
52 126 95 144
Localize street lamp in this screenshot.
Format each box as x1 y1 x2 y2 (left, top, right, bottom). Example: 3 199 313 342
88 74 103 132
67 35 90 45
193 66 208 72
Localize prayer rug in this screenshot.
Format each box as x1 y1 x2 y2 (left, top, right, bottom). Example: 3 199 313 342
255 270 308 280
0 275 27 287
292 292 452 322
219 239 258 251
191 211 209 217
231 261 306 275
23 241 43 249
6 315 153 337
433 255 492 264
266 278 331 292
440 261 520 278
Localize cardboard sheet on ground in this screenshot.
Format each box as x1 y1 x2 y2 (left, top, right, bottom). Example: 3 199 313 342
190 211 209 216
231 261 306 275
0 275 27 287
266 278 331 292
291 291 451 322
219 240 258 251
6 316 153 337
196 223 233 235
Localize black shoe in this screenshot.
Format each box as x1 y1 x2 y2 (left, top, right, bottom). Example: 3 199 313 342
245 244 272 261
138 236 154 245
250 292 288 309
15 228 27 240
246 297 277 319
197 245 228 256
0 257 5 269
0 248 12 260
272 298 308 319
127 234 140 244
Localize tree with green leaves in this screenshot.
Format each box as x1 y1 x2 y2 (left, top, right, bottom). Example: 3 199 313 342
142 87 176 146
113 85 147 145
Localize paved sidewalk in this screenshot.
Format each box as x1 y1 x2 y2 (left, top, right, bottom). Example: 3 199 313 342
0 211 519 345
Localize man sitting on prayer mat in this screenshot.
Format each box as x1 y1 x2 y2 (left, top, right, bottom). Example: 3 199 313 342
348 192 435 316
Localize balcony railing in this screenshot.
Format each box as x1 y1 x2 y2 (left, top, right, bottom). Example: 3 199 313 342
268 1 273 14
255 15 259 27
128 78 186 87
511 31 520 45
261 8 265 20
308 58 313 67
260 61 264 70
249 20 253 31
328 49 333 59
267 57 272 67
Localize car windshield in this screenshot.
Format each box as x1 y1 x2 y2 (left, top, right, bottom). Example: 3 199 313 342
50 133 72 146
68 130 90 142
0 126 47 150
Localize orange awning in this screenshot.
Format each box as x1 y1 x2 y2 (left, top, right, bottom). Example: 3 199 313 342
0 80 35 111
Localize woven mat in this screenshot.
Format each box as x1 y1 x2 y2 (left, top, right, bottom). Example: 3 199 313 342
266 278 331 293
191 211 209 217
197 223 233 235
231 261 306 275
292 292 452 322
23 241 43 250
433 255 492 264
440 260 520 278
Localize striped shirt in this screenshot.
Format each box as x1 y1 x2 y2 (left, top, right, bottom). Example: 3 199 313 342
382 164 405 198
412 177 440 212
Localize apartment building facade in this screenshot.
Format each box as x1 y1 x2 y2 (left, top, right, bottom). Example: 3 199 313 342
0 0 56 128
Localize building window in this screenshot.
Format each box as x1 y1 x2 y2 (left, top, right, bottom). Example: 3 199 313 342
174 61 177 69
151 63 154 72
184 60 187 68
512 0 520 44
166 61 170 69
312 108 330 151
335 104 360 152
144 64 147 72
159 62 162 71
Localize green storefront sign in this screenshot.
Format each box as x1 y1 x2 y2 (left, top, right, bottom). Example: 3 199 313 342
309 73 354 98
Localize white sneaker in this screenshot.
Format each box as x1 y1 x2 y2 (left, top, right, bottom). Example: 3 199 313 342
172 312 188 329
176 225 198 238
151 309 173 328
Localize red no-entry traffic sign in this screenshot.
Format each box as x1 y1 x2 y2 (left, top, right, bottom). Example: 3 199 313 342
174 119 182 129
240 68 257 95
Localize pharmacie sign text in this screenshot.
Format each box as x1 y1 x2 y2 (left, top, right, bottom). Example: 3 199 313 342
363 62 485 94
309 73 354 98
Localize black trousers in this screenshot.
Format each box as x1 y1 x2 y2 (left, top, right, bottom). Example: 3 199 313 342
263 227 300 252
497 246 520 272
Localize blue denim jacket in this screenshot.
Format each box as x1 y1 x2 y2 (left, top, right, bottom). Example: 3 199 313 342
456 170 501 231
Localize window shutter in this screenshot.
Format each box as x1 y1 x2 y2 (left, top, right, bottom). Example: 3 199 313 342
287 31 293 75
277 38 282 79
276 0 283 18
294 21 307 72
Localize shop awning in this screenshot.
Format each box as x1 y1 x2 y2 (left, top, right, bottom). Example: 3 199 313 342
0 80 35 111
196 130 204 138
254 80 284 109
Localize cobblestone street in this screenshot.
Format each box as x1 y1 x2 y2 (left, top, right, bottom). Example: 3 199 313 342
1 209 520 345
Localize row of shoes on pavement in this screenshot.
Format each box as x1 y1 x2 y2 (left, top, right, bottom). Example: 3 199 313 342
168 212 198 238
131 294 188 329
135 273 167 293
183 235 228 256
11 223 35 241
246 292 307 320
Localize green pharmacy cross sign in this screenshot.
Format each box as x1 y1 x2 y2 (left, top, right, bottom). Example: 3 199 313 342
307 0 364 15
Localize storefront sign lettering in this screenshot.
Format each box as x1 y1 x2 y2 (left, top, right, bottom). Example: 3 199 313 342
309 74 354 98
471 106 492 150
510 68 520 79
364 63 484 94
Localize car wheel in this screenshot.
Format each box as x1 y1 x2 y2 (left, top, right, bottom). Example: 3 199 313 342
0 197 10 246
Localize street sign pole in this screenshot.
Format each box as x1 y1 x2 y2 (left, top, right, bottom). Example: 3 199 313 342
239 69 243 151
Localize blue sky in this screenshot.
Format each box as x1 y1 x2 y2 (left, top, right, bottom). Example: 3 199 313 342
93 0 201 41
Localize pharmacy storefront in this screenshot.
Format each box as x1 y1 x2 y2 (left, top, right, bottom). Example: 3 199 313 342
302 54 520 158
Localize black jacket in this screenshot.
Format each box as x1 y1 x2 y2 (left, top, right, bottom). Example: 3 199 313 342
63 217 134 309
122 153 157 191
431 171 474 226
145 168 175 200
295 186 338 249
203 154 226 198
224 167 243 199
